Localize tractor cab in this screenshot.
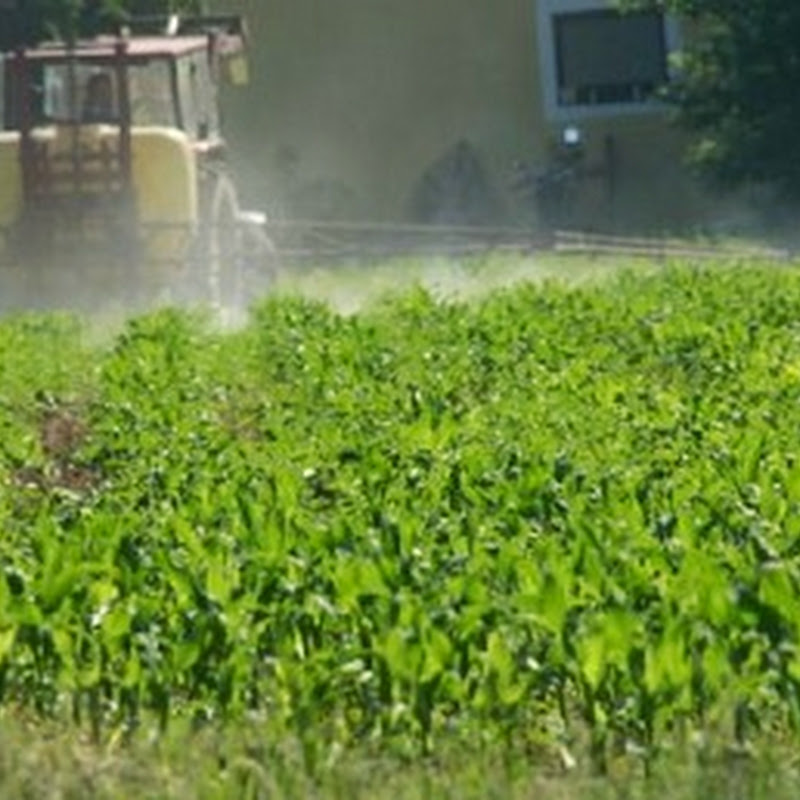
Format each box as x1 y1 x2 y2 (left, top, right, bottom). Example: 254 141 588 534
2 19 247 146
0 15 266 308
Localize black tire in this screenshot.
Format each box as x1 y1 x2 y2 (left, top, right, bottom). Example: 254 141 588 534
184 169 278 315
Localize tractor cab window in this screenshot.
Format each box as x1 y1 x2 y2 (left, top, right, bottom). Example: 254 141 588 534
41 65 118 123
127 59 176 127
83 71 115 121
39 59 175 127
176 50 219 140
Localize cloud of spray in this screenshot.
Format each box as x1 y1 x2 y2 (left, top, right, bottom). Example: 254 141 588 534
1 242 650 332
264 252 644 318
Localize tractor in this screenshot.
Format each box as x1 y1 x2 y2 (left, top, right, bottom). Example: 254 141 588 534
0 14 273 310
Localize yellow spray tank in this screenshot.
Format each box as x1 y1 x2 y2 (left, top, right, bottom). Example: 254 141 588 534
1 127 197 263
132 126 198 262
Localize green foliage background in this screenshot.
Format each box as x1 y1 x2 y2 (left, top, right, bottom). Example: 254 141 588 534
632 0 800 199
0 0 202 48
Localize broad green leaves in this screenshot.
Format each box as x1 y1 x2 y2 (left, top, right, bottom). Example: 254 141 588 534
2 263 800 765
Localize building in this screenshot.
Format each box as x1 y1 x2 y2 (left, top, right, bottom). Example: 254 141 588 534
222 0 742 233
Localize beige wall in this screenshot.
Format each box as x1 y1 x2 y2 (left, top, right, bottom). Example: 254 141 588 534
220 0 543 221
217 1 739 231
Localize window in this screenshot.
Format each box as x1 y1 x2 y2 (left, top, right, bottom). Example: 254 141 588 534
128 60 176 127
554 10 666 106
0 56 5 127
41 65 118 123
536 0 679 119
39 60 176 127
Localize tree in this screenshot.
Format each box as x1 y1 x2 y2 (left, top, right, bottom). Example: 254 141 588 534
633 0 800 199
0 0 202 49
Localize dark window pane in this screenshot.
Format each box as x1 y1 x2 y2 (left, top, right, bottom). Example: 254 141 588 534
555 10 667 106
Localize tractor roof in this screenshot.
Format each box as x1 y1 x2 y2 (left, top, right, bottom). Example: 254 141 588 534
15 33 242 62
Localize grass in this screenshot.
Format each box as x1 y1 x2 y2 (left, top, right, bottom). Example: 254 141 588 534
1 715 799 799
0 719 800 800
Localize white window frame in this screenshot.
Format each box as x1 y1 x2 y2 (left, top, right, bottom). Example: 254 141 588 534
536 0 681 121
0 55 5 128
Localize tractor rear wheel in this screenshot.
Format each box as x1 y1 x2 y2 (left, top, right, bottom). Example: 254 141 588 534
208 171 244 310
183 167 278 314
181 168 240 307
208 174 279 312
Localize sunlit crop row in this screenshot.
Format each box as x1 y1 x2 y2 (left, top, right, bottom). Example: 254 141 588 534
2 263 800 769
